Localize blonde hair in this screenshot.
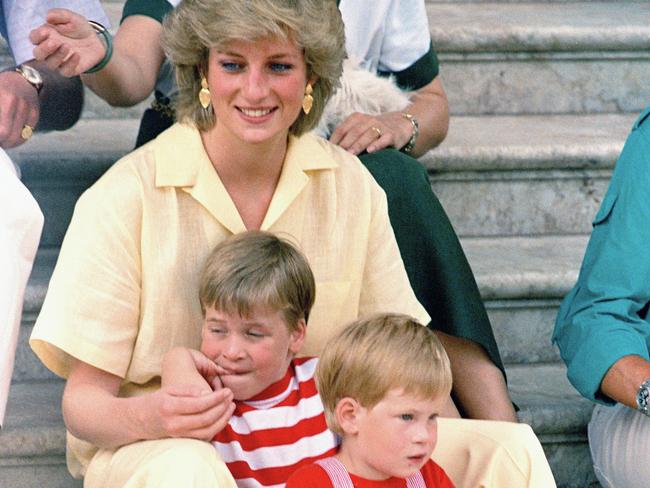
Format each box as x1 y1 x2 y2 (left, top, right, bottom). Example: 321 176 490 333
161 0 345 135
317 314 452 435
199 231 315 331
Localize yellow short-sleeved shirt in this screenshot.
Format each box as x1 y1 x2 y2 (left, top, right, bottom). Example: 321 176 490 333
30 123 429 475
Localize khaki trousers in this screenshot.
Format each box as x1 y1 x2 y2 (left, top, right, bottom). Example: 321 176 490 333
81 418 555 488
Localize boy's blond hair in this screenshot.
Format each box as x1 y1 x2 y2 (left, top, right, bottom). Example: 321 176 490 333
199 231 315 331
317 313 452 434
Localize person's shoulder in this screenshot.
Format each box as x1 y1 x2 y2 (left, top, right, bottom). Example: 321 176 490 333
632 105 650 136
614 106 650 180
286 462 333 488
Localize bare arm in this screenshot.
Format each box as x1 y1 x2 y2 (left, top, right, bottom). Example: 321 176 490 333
63 358 234 449
31 9 164 107
600 355 650 409
329 75 449 157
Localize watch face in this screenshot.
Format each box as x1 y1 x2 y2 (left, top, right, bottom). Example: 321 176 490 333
637 380 650 414
17 64 43 92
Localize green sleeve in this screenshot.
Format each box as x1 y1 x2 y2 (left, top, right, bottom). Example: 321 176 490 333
553 106 650 404
378 41 439 91
121 0 174 24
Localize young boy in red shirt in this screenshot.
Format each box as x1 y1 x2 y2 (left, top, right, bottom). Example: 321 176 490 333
161 231 337 486
287 314 455 487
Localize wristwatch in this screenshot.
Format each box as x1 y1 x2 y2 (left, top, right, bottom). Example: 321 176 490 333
15 64 44 94
636 379 650 416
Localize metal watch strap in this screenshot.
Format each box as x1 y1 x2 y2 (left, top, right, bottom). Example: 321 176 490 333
636 379 650 416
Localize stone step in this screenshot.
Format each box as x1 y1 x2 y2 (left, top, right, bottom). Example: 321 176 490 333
0 381 80 488
507 363 598 488
7 113 634 248
429 2 650 116
1 364 596 487
13 234 589 385
468 235 589 365
425 112 636 237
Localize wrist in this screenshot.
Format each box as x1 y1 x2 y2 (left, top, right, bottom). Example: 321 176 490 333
3 64 43 95
84 21 114 74
400 112 419 153
636 379 650 416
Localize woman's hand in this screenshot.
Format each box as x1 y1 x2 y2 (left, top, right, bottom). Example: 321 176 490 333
30 9 106 77
329 110 414 156
145 384 235 441
63 358 236 449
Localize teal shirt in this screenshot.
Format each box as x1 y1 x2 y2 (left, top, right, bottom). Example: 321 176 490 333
553 106 650 404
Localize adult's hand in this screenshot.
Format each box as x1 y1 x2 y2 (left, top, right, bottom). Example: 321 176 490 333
30 8 105 77
146 384 235 441
63 359 235 449
329 76 449 158
0 71 39 148
329 110 414 156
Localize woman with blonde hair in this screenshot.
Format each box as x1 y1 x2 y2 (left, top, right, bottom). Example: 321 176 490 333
31 0 550 486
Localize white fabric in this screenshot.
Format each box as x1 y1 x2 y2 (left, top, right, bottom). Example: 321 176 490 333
0 148 43 426
588 403 650 488
316 457 426 487
2 0 109 65
338 0 431 74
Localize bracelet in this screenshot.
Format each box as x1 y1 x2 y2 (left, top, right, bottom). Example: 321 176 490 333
400 112 419 154
84 20 113 74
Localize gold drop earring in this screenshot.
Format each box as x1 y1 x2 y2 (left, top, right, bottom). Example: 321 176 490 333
199 76 211 109
302 83 313 114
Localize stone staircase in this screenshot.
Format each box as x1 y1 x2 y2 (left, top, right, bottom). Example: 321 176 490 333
3 1 650 486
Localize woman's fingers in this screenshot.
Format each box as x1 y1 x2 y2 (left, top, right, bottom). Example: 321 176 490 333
157 386 235 439
330 113 395 155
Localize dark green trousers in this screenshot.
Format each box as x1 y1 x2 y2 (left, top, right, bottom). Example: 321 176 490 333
358 149 505 376
135 109 505 376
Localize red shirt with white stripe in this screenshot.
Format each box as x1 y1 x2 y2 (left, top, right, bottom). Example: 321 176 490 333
213 356 338 487
285 458 455 487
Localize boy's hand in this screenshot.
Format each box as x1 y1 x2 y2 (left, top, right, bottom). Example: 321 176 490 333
147 384 235 441
188 349 223 390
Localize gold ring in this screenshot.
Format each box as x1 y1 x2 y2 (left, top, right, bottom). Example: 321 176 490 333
21 125 33 140
371 126 382 138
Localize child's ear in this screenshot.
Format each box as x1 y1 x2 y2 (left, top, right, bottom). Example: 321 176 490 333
288 318 306 355
336 397 361 435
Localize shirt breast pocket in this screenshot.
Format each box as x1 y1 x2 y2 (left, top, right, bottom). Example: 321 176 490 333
592 192 618 227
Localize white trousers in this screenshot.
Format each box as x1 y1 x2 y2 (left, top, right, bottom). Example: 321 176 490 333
588 403 650 488
0 148 43 427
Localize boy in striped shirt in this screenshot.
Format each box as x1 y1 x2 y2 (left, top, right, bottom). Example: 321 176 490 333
161 231 337 487
287 314 455 487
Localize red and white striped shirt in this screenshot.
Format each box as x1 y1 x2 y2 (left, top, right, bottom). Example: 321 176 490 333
213 357 338 487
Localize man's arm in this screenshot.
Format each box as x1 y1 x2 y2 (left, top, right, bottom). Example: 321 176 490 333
0 60 82 148
600 355 650 409
553 110 650 407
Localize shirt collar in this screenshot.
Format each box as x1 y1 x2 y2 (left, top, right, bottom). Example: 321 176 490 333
152 123 338 233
